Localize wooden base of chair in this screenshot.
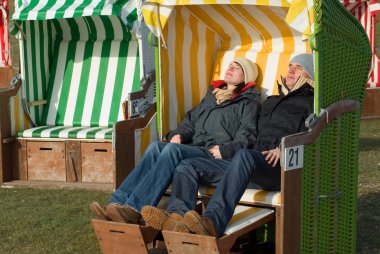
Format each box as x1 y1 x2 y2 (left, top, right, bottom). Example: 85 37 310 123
92 220 161 254
3 138 116 189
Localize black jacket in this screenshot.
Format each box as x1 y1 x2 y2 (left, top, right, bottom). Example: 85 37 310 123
254 82 314 151
166 82 260 160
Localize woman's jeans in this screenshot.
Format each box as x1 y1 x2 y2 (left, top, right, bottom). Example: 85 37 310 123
167 148 281 237
110 141 209 212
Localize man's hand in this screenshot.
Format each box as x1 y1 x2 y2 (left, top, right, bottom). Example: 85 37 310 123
209 145 222 159
170 134 182 144
262 147 280 167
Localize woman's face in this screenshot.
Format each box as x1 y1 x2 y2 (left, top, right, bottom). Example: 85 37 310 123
224 62 245 85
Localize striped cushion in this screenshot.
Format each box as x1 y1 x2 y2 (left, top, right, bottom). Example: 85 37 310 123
198 186 281 207
166 185 281 207
225 206 274 235
17 126 113 140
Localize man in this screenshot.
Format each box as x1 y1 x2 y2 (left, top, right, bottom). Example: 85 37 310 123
142 53 315 237
90 58 260 227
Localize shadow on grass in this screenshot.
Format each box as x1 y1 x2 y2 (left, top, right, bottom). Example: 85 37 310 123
357 191 380 254
360 137 380 152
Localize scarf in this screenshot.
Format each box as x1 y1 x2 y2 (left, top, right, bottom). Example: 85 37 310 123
212 85 236 105
279 75 315 96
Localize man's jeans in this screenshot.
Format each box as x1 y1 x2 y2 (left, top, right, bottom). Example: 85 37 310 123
110 141 209 212
167 148 281 237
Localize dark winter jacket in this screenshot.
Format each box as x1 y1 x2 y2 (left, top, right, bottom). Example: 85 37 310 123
166 81 261 160
254 82 314 151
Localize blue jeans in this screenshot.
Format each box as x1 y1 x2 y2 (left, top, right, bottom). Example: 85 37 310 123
110 141 209 212
167 149 281 237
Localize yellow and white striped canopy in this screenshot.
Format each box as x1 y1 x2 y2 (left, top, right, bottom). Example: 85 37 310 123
142 0 313 136
142 0 315 39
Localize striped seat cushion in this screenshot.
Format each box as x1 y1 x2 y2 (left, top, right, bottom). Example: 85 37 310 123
166 185 281 207
199 186 281 207
17 126 113 140
225 206 274 235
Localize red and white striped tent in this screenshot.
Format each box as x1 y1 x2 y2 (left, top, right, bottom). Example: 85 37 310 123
0 0 10 67
344 0 380 88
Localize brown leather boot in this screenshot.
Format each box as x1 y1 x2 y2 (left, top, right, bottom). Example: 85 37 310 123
141 206 190 233
106 204 140 224
183 210 217 237
90 202 111 221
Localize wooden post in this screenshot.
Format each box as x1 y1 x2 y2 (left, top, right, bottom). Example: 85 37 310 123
0 96 13 183
362 88 380 119
0 67 13 88
280 167 302 254
0 68 18 184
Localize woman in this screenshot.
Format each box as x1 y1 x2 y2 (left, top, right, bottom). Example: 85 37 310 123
90 57 261 225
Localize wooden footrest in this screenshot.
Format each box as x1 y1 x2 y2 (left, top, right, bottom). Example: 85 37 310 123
162 207 274 254
92 220 159 254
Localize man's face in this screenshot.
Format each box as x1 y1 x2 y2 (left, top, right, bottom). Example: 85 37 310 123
285 62 310 87
224 62 245 85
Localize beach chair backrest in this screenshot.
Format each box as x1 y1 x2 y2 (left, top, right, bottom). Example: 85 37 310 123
10 0 140 134
41 16 140 127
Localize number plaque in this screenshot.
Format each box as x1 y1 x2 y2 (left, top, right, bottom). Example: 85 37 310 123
284 145 304 171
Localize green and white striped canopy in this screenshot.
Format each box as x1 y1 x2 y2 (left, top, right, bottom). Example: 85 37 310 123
12 0 138 30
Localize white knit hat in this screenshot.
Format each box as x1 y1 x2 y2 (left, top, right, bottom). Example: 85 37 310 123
233 57 258 84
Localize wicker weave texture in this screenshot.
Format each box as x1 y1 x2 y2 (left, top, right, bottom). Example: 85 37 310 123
301 0 372 253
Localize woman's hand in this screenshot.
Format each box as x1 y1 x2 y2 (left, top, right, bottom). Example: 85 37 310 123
209 145 222 159
262 147 280 167
170 134 182 144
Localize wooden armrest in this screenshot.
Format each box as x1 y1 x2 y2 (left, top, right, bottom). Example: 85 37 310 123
114 105 157 132
0 74 22 99
27 100 48 107
282 99 360 149
113 105 157 188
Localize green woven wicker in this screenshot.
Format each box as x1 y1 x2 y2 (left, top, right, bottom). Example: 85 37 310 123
301 0 372 253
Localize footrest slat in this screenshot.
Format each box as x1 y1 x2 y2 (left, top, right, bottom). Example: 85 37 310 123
163 207 274 254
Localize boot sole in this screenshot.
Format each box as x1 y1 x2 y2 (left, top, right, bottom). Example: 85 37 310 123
141 206 169 230
183 211 209 235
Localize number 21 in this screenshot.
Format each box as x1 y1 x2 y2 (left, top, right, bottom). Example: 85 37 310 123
288 148 299 167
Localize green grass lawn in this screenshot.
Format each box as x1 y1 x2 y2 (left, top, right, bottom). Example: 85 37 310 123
0 120 379 254
0 189 111 253
357 119 380 254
